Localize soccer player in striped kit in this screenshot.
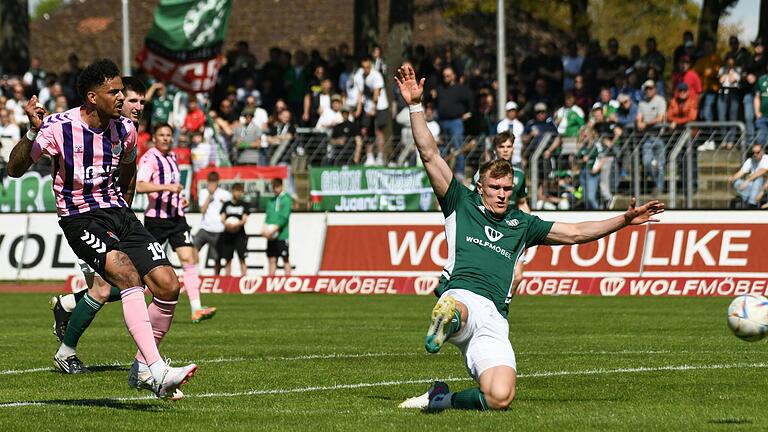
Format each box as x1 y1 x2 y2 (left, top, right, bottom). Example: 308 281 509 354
7 59 196 399
137 123 216 323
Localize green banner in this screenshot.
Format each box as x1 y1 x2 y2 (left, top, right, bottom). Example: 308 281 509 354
146 0 232 52
309 166 437 212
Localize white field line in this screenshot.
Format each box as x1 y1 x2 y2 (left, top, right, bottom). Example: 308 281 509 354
1 362 767 408
0 349 758 376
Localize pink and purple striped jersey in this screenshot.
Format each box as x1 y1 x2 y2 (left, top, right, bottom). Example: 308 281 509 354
31 107 137 217
137 147 185 218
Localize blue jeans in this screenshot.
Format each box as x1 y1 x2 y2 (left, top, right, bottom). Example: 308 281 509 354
756 117 768 146
580 168 600 209
439 118 466 177
744 93 755 144
734 177 765 205
701 92 717 122
642 137 666 192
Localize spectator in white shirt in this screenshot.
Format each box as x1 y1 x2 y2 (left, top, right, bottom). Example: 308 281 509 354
195 171 233 275
496 101 524 167
729 143 768 207
0 109 20 164
315 94 344 133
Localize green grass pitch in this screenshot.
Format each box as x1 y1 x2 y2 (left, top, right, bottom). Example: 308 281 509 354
0 293 766 431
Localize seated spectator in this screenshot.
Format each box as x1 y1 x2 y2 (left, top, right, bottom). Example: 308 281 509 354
595 87 619 122
728 143 768 208
315 94 344 133
395 103 440 167
266 109 297 148
615 93 637 129
5 83 29 129
636 79 667 193
233 107 268 165
553 91 586 139
328 107 363 165
672 56 701 100
667 83 698 131
646 66 666 98
572 74 592 114
496 101 524 167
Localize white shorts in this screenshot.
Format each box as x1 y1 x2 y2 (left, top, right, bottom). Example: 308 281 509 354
443 289 516 382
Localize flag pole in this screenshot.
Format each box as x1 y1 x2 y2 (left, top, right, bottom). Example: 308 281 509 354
122 0 131 75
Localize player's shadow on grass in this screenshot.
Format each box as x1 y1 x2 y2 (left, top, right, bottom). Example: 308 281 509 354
23 398 166 411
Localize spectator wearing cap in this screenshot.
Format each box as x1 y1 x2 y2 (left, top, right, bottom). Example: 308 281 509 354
636 79 667 193
522 102 560 174
693 39 723 122
672 55 702 102
496 101 524 166
615 93 637 129
667 83 698 130
744 38 767 142
588 102 621 209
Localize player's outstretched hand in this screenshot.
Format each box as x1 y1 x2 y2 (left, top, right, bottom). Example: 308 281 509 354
623 197 665 226
394 64 425 106
24 96 46 131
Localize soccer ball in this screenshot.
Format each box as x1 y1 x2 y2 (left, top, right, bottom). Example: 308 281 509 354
727 294 768 342
225 216 241 233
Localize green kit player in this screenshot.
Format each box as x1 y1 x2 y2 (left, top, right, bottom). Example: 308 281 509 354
394 64 664 411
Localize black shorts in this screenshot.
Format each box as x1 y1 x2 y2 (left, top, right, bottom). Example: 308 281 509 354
266 239 289 258
217 231 247 261
144 216 194 249
361 110 388 137
59 207 171 280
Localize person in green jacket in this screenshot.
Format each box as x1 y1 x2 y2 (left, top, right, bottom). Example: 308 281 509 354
262 178 292 275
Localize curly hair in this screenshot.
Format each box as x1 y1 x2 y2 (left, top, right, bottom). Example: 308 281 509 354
76 59 120 100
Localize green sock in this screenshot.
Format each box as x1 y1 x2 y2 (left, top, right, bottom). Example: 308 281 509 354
451 387 489 410
62 293 103 349
449 309 462 334
107 286 122 302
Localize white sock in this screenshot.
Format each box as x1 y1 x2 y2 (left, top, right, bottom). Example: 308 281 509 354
56 344 76 359
190 299 202 312
149 359 167 383
136 360 149 373
61 294 77 312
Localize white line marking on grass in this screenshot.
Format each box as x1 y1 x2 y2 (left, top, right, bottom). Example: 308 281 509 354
2 362 768 408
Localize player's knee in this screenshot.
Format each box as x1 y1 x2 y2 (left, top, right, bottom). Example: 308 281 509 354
107 251 142 288
145 266 180 301
485 386 515 410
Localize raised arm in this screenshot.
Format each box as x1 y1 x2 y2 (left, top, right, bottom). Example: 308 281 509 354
545 198 664 245
8 97 45 177
394 64 453 198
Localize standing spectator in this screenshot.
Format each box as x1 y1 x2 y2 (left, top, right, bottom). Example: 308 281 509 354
581 40 604 98
496 101 524 167
262 47 286 100
522 102 560 174
667 83 698 130
672 56 701 101
146 82 174 130
597 38 629 90
341 57 361 113
305 77 334 127
372 44 387 77
357 56 389 166
615 93 637 129
553 91 585 139
572 74 593 114
302 65 327 125
262 178 292 276
728 144 768 207
22 58 46 97
673 31 696 67
236 77 262 110
233 107 268 165
196 171 231 275
60 53 82 106
39 81 63 113
646 67 666 98
641 37 666 77
744 38 767 143
727 35 751 69
434 66 473 177
693 39 723 122
755 65 768 145
636 80 667 193
590 103 621 208
182 97 206 135
562 41 583 92
284 50 310 118
5 83 29 129
0 109 20 164
219 183 250 276
717 53 742 125
576 127 601 209
395 103 440 167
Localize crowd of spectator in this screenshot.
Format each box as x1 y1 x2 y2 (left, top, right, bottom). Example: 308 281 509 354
1 31 767 209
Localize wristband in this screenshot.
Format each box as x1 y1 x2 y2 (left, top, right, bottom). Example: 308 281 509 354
26 129 38 141
409 103 424 114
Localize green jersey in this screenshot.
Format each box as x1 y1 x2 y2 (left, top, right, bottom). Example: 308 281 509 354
265 192 292 241
469 165 528 208
435 178 553 317
757 74 768 118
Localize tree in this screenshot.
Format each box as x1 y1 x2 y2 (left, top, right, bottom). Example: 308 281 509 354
697 0 738 47
354 0 379 57
760 0 767 43
383 0 414 160
0 0 29 74
567 0 590 42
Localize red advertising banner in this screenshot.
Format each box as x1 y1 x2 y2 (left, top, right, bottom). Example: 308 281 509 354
63 275 768 297
320 223 768 275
